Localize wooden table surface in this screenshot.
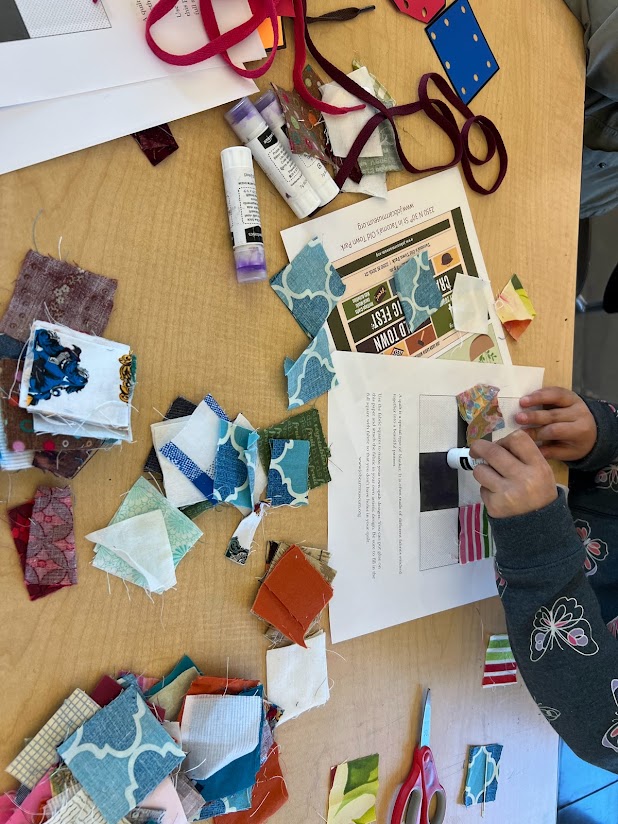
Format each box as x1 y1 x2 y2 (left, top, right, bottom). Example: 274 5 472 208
0 2 584 822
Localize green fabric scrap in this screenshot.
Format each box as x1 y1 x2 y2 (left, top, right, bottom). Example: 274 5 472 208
257 408 330 490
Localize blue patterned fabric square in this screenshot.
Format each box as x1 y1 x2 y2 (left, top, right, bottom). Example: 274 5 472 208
425 0 499 104
284 326 338 410
198 787 253 818
267 439 309 507
463 743 503 806
213 420 259 511
57 686 185 824
393 252 442 333
193 686 264 804
270 238 345 339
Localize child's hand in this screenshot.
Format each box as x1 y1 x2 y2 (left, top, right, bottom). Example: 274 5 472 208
470 430 558 519
514 387 597 462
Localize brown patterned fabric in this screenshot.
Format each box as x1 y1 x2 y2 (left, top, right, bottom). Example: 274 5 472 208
0 250 117 341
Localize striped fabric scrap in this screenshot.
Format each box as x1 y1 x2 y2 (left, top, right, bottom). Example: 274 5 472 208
482 634 517 687
458 503 494 564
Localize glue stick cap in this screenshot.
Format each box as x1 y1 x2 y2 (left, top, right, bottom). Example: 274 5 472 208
225 97 267 144
254 89 284 127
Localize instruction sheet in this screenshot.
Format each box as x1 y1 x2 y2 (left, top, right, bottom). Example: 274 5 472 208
281 168 510 365
327 353 543 643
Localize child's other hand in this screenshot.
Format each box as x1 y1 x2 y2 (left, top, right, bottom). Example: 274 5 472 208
470 430 558 519
514 387 597 462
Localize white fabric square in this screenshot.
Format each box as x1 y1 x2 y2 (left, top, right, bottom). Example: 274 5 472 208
152 417 207 508
180 694 263 781
321 67 383 159
85 510 176 593
266 631 330 725
166 398 224 481
451 274 491 334
492 396 521 441
419 395 458 453
419 509 459 571
458 467 483 507
32 412 124 442
342 173 387 199
20 321 133 441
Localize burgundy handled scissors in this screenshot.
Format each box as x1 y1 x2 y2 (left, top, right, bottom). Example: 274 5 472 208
391 690 447 824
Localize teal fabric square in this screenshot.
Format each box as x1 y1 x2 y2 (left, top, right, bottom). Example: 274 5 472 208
145 655 201 699
91 477 202 590
57 686 185 824
393 251 442 333
267 439 309 507
270 238 345 339
463 743 503 806
285 326 338 410
213 420 259 511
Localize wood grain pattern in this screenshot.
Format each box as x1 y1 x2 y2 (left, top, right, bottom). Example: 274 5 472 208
0 1 584 821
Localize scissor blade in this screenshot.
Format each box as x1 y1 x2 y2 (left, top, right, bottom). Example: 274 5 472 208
419 689 431 748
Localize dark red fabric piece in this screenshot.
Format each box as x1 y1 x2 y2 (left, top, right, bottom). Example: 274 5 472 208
90 676 123 707
8 500 64 602
132 124 179 166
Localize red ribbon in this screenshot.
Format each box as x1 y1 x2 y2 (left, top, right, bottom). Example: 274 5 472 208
144 0 507 194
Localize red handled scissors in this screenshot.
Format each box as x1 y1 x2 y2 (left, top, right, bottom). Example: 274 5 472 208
391 689 447 824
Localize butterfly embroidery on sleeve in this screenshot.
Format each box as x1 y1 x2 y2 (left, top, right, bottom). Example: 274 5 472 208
608 616 618 639
595 465 618 493
574 520 609 576
494 562 507 598
602 679 618 753
530 597 599 662
538 704 561 723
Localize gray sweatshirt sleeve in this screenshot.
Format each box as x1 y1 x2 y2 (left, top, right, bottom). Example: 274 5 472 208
563 0 618 102
492 492 618 772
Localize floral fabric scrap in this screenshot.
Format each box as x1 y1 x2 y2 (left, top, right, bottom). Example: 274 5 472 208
456 383 505 444
327 753 379 824
495 274 536 341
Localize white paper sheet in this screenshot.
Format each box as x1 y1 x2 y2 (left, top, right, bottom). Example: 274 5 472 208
0 66 257 175
0 0 265 107
327 352 544 643
281 168 511 365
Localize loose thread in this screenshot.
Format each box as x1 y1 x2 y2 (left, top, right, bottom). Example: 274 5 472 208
31 209 43 253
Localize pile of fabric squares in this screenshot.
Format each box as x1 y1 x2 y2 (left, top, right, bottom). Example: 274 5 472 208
252 542 335 647
126 394 331 577
0 250 134 478
2 655 288 824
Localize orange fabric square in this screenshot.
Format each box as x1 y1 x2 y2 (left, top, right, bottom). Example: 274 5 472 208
213 745 288 824
252 545 333 647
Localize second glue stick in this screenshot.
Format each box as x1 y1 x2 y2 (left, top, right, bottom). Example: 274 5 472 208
255 90 339 207
225 97 321 220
